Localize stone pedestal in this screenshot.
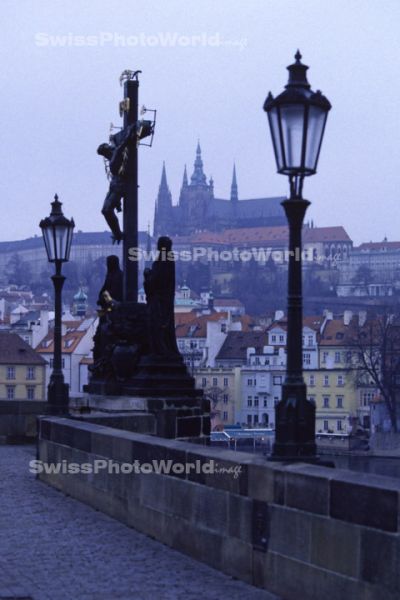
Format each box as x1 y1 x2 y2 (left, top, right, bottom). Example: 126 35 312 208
83 300 209 442
70 394 210 442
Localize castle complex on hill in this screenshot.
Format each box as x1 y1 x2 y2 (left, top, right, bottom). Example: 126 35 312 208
153 143 287 237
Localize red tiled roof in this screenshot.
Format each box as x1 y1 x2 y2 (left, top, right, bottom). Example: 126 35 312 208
356 241 400 251
36 329 86 354
175 312 228 338
214 299 244 308
303 316 324 331
80 357 93 365
303 227 352 243
319 317 359 346
172 225 351 247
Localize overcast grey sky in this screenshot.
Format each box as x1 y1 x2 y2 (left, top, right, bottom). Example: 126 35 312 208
1 0 399 245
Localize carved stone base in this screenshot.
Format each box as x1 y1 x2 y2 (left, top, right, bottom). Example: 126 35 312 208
71 394 210 441
86 301 199 400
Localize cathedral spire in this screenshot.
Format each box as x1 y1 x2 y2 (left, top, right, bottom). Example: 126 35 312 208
230 163 238 202
190 141 207 186
159 161 168 191
182 164 188 188
153 162 173 237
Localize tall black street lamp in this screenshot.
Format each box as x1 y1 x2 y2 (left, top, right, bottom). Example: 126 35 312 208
40 194 75 414
264 51 331 461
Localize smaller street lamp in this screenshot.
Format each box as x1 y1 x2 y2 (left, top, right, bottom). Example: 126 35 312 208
264 52 331 461
39 194 75 413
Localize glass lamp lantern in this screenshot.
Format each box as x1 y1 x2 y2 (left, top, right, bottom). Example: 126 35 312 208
263 51 331 196
40 194 75 263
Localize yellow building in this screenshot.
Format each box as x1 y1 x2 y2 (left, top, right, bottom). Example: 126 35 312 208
311 315 359 433
0 333 46 401
194 367 240 430
305 368 356 433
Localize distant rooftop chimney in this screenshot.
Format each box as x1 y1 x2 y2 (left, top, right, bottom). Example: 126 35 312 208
343 310 353 326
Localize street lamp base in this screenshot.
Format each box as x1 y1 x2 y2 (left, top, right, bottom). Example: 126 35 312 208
47 379 70 415
269 381 317 462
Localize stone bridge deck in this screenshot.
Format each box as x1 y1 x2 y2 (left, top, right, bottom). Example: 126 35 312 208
0 445 278 600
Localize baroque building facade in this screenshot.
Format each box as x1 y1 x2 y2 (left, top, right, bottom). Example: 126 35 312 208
153 143 286 237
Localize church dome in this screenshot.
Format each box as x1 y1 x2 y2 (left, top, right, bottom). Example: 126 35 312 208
74 287 88 302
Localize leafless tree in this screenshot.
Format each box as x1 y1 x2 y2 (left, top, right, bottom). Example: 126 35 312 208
349 311 400 432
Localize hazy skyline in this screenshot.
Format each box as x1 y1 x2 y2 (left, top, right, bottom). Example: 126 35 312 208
1 0 399 245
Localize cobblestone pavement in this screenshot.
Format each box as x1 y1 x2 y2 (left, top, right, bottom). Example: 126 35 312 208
0 445 279 600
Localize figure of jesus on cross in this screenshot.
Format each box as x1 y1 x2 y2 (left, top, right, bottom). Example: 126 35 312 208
97 70 154 301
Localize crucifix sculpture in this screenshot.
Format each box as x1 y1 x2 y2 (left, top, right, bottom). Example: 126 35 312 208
97 70 155 302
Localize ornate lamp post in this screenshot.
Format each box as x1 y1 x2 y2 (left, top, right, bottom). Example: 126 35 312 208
264 51 331 461
40 195 75 413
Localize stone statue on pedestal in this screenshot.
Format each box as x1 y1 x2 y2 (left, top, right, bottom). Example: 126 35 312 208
144 236 180 359
90 255 124 377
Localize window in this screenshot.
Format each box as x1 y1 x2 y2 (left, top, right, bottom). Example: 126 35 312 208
254 397 259 407
254 415 259 425
202 377 207 388
323 396 330 408
247 397 252 407
273 376 282 385
212 377 218 387
308 335 314 347
337 375 344 387
223 411 228 421
27 386 35 400
362 392 373 406
324 375 330 387
247 415 252 425
271 335 277 343
6 367 15 380
247 378 253 387
309 395 316 404
223 377 228 387
279 334 284 343
223 394 228 404
254 357 260 365
27 367 35 380
221 324 227 333
323 420 329 431
337 420 343 431
6 386 15 400
303 353 311 366
322 352 329 363
263 398 268 408
337 396 343 408
335 352 341 364
309 374 315 387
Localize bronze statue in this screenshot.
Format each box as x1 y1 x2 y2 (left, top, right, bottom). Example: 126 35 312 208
144 236 180 358
97 125 136 243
